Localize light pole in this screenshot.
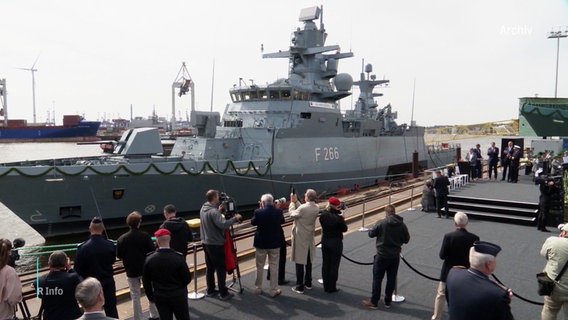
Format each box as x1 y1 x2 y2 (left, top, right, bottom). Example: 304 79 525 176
548 28 568 98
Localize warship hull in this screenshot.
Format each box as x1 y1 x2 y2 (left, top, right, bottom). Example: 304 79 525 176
0 128 452 237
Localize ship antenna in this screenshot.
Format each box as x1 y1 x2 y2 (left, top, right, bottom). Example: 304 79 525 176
410 78 416 127
90 187 110 239
210 58 216 112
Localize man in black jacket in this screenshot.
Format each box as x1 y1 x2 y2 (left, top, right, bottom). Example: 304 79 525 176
160 204 193 257
143 228 192 320
117 211 159 320
433 170 451 218
37 251 82 320
431 212 479 320
362 205 410 309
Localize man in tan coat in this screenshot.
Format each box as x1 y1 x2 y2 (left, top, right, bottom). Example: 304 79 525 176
289 188 320 294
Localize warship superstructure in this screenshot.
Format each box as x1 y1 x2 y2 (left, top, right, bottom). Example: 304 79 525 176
0 6 455 237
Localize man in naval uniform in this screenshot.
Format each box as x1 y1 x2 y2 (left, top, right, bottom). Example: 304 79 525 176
446 241 513 320
74 217 118 319
143 228 192 320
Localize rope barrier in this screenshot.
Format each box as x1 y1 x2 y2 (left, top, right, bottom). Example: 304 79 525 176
492 274 544 306
399 254 440 282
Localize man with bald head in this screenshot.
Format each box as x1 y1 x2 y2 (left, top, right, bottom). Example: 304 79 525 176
143 228 192 320
74 217 117 318
431 212 479 320
75 277 117 320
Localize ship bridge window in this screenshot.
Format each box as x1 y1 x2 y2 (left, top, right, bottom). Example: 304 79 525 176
259 90 267 99
300 112 312 119
231 92 241 102
241 91 251 100
269 90 280 99
293 90 310 100
224 120 243 127
249 90 259 99
281 90 291 99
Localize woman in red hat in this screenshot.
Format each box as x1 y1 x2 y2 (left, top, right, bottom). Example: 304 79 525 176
319 197 348 293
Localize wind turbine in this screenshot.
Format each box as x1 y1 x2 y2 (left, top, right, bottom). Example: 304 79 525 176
17 56 40 123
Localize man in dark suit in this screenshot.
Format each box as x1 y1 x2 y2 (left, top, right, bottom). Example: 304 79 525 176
75 277 117 320
74 217 118 319
487 142 499 181
433 170 450 218
446 241 514 320
251 193 285 297
474 144 483 179
431 212 480 320
509 145 522 183
37 251 83 320
117 211 159 320
143 228 192 320
502 141 514 181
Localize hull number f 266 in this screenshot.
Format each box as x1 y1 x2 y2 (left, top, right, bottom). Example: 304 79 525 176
315 147 340 161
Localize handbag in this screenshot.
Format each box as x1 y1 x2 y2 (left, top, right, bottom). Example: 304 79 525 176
537 258 568 296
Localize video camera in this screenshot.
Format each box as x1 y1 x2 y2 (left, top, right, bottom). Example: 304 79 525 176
8 238 25 268
219 192 238 218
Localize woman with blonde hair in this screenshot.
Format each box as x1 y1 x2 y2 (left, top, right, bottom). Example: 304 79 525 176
0 238 22 320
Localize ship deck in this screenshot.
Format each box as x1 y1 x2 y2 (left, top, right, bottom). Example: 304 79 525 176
112 172 547 319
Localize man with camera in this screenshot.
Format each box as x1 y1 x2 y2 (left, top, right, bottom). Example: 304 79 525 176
540 224 568 319
251 193 285 297
537 176 558 232
199 189 242 301
37 251 83 320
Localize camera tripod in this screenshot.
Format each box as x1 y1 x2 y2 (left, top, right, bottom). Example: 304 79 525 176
226 225 244 294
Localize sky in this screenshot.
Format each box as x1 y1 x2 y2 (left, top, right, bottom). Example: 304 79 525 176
1 0 567 127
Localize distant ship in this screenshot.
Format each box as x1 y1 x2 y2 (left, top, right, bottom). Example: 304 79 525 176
0 115 101 142
0 79 100 142
0 6 456 237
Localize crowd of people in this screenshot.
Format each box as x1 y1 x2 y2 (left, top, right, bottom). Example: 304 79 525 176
1 177 567 319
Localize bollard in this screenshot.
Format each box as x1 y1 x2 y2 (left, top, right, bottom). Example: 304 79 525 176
188 242 205 300
358 202 369 232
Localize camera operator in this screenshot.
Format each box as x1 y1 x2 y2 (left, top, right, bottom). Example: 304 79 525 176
199 189 242 301
537 176 558 232
37 251 83 320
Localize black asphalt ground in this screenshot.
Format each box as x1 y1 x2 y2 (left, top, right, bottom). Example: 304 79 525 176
126 171 553 319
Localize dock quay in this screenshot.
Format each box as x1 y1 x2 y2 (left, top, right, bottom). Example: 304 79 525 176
15 171 553 320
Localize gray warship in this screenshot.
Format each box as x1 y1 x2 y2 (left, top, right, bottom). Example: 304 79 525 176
0 6 456 237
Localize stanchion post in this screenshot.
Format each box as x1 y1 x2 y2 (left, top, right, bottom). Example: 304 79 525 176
358 201 368 232
407 185 416 211
188 242 205 300
391 278 405 303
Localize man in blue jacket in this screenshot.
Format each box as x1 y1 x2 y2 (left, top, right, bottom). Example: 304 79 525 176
74 217 117 318
446 241 513 320
251 193 285 297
